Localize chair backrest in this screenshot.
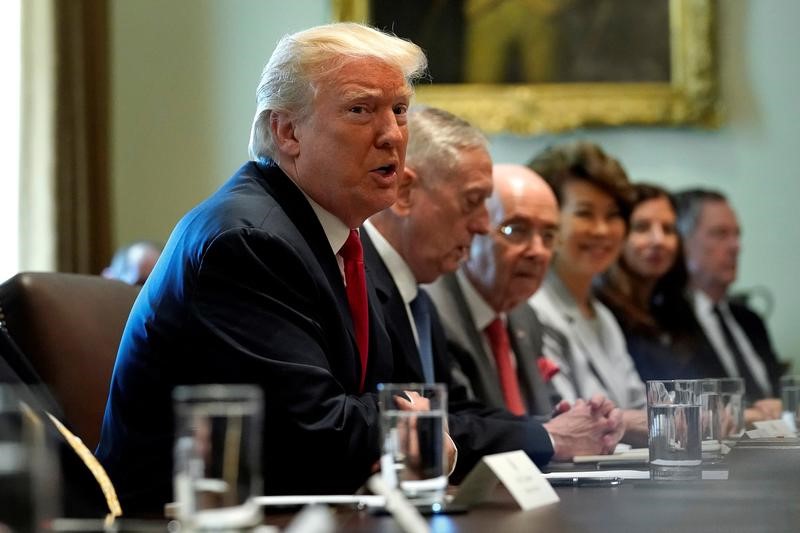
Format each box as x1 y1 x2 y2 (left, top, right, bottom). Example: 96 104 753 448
0 272 140 450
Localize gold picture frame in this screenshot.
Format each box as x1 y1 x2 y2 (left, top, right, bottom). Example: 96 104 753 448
333 0 719 134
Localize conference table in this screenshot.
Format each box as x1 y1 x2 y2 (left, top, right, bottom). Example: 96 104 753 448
261 438 800 533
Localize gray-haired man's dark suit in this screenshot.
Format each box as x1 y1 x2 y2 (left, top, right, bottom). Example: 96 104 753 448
425 272 556 415
362 234 554 478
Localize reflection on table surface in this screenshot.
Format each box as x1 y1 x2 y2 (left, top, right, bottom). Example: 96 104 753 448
50 439 800 532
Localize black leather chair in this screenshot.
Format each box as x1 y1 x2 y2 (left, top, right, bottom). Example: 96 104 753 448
0 272 140 450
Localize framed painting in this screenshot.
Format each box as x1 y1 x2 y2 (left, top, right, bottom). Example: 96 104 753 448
333 0 719 134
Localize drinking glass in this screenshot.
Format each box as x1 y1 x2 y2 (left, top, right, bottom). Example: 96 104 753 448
698 379 722 462
718 378 745 440
647 380 702 480
378 383 448 507
173 384 263 530
779 375 800 433
0 386 60 531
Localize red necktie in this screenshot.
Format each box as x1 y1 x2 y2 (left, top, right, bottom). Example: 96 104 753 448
340 229 369 392
485 318 526 415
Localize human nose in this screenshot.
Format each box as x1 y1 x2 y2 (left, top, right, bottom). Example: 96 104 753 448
649 225 665 244
375 108 404 148
468 205 490 235
591 216 610 235
524 231 548 258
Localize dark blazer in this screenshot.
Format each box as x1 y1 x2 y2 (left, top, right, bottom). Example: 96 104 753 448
688 300 785 402
359 243 554 476
426 272 554 416
96 162 393 515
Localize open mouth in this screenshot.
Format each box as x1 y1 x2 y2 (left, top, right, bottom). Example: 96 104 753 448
371 163 397 176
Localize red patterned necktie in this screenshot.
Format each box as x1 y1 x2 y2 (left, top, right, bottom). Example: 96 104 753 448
484 317 526 415
340 229 369 392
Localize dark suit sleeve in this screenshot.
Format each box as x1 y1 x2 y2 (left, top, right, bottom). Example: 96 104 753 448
448 413 554 483
732 305 786 396
188 228 382 494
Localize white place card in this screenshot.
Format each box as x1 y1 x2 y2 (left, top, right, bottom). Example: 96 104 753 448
452 450 559 511
750 419 795 438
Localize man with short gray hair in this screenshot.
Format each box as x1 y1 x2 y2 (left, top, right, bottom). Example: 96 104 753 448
675 188 785 411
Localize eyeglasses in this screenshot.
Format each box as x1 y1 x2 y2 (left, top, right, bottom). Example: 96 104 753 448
498 222 558 248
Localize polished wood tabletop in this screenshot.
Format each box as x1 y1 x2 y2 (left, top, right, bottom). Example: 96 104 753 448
263 440 800 533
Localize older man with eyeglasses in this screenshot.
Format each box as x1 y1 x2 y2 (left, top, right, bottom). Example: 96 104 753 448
427 164 625 462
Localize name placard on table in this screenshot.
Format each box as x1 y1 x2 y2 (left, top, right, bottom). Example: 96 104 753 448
452 450 559 511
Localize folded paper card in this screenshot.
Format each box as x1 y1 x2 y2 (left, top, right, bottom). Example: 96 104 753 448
452 450 559 511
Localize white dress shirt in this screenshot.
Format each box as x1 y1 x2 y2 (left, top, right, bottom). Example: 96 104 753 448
362 221 420 345
690 290 771 397
455 269 518 373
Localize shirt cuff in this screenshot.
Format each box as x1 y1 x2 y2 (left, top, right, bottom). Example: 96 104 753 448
445 433 458 476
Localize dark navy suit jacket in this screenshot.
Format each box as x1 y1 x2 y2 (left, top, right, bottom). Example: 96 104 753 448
691 301 785 402
361 231 554 481
96 162 393 515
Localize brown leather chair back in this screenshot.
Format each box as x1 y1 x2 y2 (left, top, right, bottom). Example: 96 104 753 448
0 272 140 450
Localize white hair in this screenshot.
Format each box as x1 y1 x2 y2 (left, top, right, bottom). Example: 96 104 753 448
248 22 427 163
405 106 488 182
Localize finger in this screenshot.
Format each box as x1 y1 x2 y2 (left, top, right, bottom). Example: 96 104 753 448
555 400 571 414
588 393 606 409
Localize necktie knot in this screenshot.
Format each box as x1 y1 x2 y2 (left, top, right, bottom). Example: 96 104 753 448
485 318 505 343
340 229 364 263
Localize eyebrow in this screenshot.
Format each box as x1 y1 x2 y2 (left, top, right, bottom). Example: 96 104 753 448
340 85 412 102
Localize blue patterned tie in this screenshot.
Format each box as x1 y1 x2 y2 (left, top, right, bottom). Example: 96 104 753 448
410 289 435 384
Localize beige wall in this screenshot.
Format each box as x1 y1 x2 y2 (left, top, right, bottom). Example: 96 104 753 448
111 0 799 370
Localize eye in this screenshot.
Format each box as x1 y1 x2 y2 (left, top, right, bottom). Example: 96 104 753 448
541 229 557 248
349 105 368 114
393 103 408 116
464 192 484 211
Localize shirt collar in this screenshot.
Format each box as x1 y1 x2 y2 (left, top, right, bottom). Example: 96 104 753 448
362 221 418 304
456 268 499 331
692 288 729 315
286 177 350 256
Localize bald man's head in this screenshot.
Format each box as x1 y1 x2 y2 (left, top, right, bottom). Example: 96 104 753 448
464 164 559 312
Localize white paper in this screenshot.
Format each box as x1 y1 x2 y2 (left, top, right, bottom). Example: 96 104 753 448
254 495 385 508
543 469 650 480
573 448 649 464
752 419 796 438
452 450 559 511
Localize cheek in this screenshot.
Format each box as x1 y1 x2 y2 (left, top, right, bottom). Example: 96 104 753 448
663 237 679 258
610 222 627 245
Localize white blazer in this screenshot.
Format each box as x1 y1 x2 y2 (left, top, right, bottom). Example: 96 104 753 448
529 271 646 409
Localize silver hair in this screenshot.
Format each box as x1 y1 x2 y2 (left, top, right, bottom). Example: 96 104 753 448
674 188 728 238
405 106 488 182
248 22 427 163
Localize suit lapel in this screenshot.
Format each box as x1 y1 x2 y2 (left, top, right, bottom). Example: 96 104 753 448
428 273 505 408
507 304 553 416
361 230 425 381
256 163 361 375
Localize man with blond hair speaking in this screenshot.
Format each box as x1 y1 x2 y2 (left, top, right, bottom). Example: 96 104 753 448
97 23 430 514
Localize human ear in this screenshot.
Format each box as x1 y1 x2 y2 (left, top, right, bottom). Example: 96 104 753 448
270 111 301 158
390 165 419 215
